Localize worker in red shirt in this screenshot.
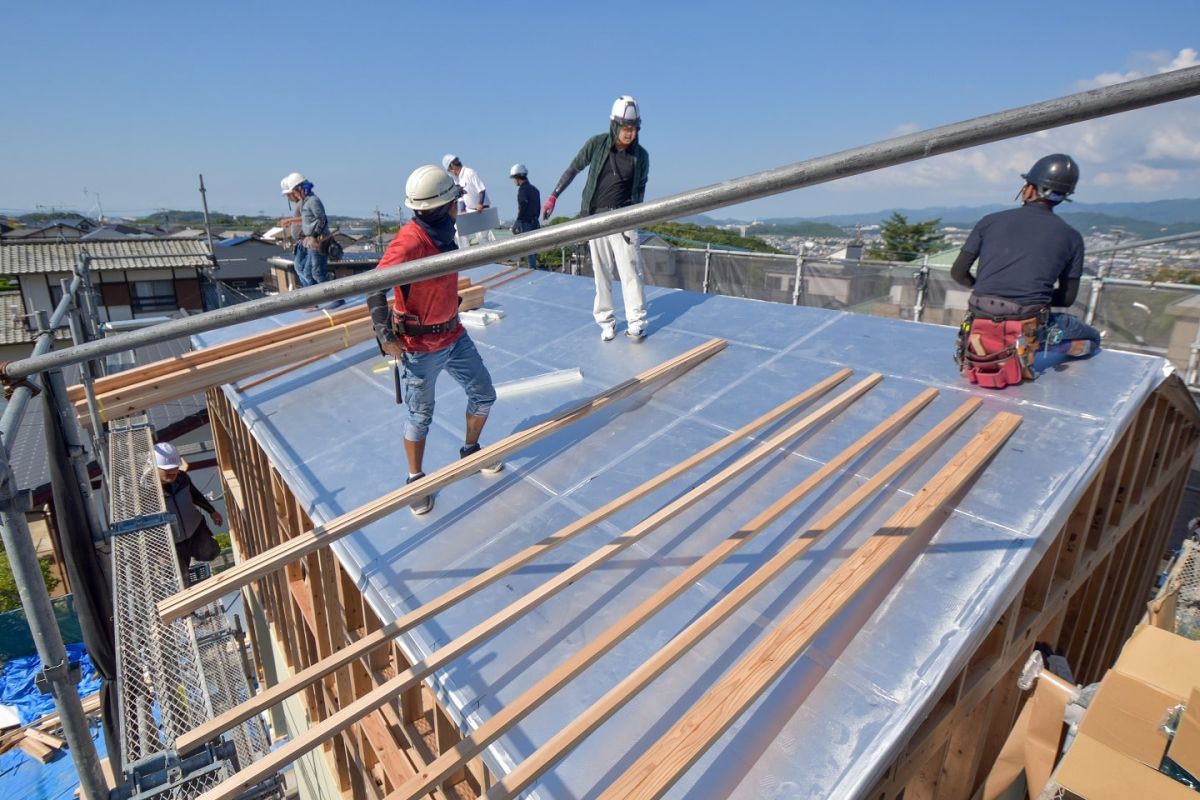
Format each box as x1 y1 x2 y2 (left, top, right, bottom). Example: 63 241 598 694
366 165 502 515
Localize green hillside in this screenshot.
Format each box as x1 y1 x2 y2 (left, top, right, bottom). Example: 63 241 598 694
644 222 781 253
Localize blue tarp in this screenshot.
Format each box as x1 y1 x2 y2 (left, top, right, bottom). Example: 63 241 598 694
0 723 106 798
0 643 100 726
0 643 106 797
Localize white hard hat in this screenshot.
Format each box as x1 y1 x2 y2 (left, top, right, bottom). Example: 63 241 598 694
405 165 462 211
509 163 528 178
610 95 641 127
153 442 184 470
441 154 460 171
280 171 306 195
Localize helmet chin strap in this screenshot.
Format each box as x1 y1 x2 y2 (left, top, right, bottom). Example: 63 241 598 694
1017 184 1067 205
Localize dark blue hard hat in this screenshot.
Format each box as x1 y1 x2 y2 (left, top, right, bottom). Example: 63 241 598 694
1022 154 1079 196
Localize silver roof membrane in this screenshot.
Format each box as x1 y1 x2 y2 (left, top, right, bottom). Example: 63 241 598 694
197 265 1164 799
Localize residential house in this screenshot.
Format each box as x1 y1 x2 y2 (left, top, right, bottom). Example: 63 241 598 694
2 217 98 240
211 236 287 299
0 239 214 330
80 224 156 240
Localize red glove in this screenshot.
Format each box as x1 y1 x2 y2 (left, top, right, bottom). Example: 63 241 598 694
541 195 557 220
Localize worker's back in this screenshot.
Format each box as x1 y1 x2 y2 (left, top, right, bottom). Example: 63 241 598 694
968 203 1084 306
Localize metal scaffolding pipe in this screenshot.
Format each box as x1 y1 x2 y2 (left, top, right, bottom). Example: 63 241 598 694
1088 229 1200 256
0 486 109 798
0 274 84 434
0 274 109 798
4 65 1200 381
1099 276 1200 292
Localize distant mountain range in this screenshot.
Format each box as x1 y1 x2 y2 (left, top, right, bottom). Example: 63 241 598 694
684 198 1200 239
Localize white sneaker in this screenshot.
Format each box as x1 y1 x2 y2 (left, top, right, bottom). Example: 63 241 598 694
600 324 616 341
626 325 646 341
406 473 433 515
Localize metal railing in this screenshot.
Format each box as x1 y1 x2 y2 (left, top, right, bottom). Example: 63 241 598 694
630 233 1200 387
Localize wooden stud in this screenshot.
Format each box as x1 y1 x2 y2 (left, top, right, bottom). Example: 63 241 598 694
185 373 883 800
160 337 727 622
873 388 1200 797
66 302 368 402
17 736 57 763
477 394 982 800
937 694 992 800
22 727 66 750
175 365 852 750
597 412 1021 800
77 318 374 427
480 267 533 290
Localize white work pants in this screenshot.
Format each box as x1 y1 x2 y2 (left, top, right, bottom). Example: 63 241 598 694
588 230 647 331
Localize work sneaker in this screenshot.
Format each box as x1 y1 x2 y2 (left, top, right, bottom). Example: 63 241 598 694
626 325 646 341
600 323 616 342
406 472 433 515
460 443 504 474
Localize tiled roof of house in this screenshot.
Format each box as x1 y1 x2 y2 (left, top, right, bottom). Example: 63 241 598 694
0 239 212 275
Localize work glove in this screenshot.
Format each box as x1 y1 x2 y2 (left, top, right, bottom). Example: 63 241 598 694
541 195 557 221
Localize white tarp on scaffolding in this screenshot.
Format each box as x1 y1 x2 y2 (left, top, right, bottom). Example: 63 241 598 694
197 265 1167 799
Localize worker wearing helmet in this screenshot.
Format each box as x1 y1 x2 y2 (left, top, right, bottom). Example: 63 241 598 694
542 95 650 341
366 165 502 515
442 154 490 213
509 163 541 269
951 154 1101 384
152 442 223 581
278 171 333 288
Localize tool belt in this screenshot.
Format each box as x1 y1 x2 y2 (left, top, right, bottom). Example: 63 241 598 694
955 295 1049 389
392 313 460 338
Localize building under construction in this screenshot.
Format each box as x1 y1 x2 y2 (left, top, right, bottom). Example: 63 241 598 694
3 66 1200 800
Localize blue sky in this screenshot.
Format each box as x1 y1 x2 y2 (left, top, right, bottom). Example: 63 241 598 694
3 1 1199 223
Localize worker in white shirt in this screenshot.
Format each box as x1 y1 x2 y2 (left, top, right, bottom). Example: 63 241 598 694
442 154 489 213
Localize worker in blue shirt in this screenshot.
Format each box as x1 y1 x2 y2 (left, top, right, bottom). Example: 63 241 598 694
509 163 540 269
951 154 1101 387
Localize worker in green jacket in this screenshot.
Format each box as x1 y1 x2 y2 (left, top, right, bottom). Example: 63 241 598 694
543 95 650 341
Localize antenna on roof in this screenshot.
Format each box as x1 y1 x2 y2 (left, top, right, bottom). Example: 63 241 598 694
83 187 104 223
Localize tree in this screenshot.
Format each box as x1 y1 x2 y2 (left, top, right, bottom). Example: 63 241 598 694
0 549 60 613
868 213 945 262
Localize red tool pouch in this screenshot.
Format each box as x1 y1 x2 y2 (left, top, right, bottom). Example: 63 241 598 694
962 317 1039 389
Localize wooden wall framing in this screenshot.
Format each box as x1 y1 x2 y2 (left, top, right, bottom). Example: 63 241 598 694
207 387 489 799
867 375 1200 800
207 367 1199 800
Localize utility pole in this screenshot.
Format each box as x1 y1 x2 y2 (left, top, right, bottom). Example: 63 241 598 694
375 207 383 250
198 175 221 310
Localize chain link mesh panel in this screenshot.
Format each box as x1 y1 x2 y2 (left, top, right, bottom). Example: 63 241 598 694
107 417 235 796
548 241 1200 382
1091 283 1192 364
193 609 271 770
1171 540 1200 639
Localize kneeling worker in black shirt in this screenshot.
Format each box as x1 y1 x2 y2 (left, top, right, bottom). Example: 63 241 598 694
951 154 1101 387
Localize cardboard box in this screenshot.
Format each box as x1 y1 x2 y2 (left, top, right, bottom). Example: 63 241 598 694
1055 625 1200 798
1167 687 1200 783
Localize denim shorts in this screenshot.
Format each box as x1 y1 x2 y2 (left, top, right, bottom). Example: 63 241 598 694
402 333 496 441
1047 312 1102 345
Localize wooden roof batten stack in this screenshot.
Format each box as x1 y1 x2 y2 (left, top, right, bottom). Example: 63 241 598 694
65 268 523 430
